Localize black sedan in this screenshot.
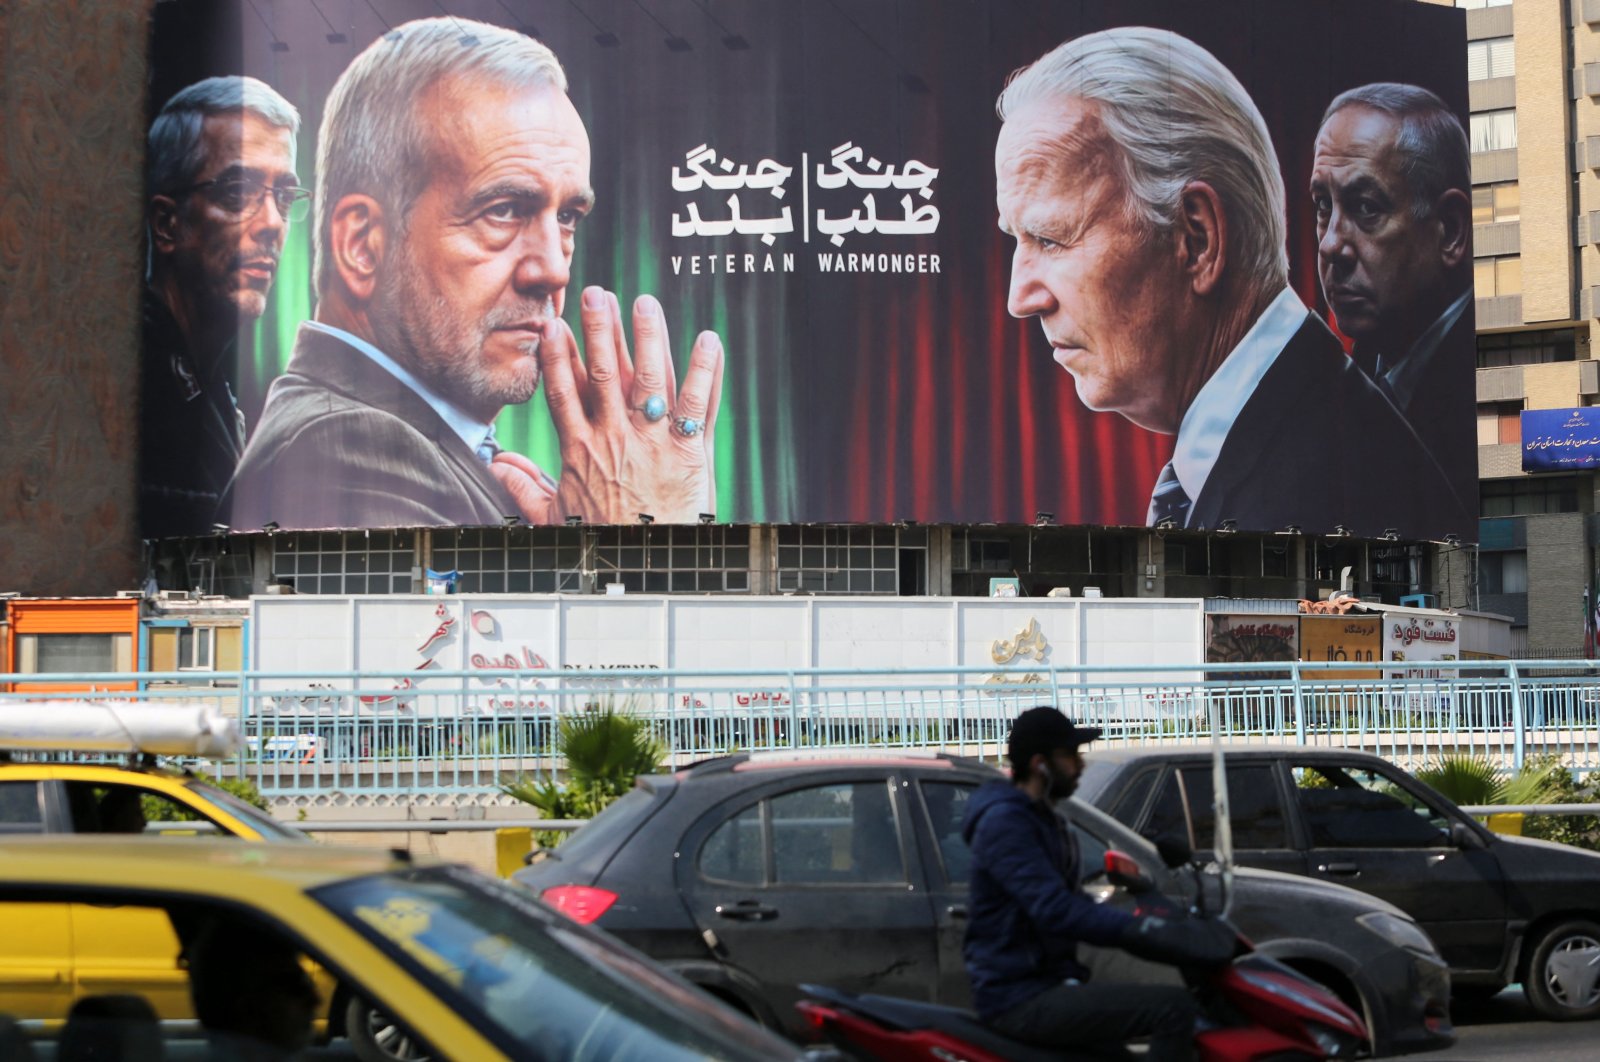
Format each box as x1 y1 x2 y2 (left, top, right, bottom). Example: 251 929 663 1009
513 751 1453 1056
1076 745 1600 1021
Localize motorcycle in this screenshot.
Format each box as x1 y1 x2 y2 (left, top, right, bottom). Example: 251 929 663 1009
796 836 1370 1062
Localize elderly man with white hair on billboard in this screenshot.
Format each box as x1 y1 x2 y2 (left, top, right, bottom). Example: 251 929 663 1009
229 17 722 530
142 75 303 538
995 28 1469 541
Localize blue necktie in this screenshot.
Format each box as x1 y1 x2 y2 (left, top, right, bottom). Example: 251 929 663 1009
1146 462 1192 527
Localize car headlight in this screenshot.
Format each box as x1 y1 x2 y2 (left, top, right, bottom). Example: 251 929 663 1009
1357 911 1437 956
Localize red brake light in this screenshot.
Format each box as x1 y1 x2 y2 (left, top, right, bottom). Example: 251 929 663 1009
541 885 618 924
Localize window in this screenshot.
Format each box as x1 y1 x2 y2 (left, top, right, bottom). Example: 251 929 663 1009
1474 256 1521 299
1478 551 1529 595
963 538 1012 573
63 782 229 838
1467 37 1514 81
771 783 904 884
270 531 415 594
1480 476 1581 516
700 803 765 884
1478 401 1524 446
1142 766 1289 851
1469 110 1517 153
1471 183 1519 225
432 526 584 594
15 633 133 673
579 524 750 594
1292 764 1451 848
920 782 976 884
1476 329 1574 368
776 525 900 594
0 782 43 833
178 627 215 670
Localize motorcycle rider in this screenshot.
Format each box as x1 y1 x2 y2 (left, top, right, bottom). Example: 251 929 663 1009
963 706 1206 1062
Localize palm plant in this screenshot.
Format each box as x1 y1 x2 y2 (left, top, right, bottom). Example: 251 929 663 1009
501 702 667 847
1414 755 1566 808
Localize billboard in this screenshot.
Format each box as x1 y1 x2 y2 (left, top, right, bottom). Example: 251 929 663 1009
1522 409 1600 473
1204 614 1298 681
1299 615 1382 681
141 0 1475 540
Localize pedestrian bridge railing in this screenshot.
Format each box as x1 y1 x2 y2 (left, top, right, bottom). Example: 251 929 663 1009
3 660 1597 795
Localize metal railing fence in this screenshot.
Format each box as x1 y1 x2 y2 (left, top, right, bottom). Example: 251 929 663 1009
4 659 1598 795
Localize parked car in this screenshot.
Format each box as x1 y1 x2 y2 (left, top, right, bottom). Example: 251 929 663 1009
0 837 814 1061
512 750 1454 1056
1075 744 1600 1020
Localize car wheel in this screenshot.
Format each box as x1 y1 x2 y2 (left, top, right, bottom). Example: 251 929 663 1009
1524 919 1600 1021
346 995 431 1061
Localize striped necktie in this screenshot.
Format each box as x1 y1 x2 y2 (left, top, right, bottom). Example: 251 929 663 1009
476 427 502 465
1146 462 1192 527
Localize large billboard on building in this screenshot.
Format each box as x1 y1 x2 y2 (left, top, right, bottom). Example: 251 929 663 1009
141 0 1475 540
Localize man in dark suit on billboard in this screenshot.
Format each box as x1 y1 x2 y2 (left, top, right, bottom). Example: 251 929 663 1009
229 17 721 530
142 76 303 538
1312 84 1475 497
995 28 1469 541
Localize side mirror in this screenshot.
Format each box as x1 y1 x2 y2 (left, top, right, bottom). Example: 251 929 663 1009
1103 849 1155 893
1152 833 1194 869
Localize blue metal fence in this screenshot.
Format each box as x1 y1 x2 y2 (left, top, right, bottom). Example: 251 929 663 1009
3 660 1597 795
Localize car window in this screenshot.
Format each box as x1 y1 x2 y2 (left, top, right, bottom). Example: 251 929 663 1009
551 786 659 865
1102 766 1160 831
317 867 790 1061
1143 766 1288 850
0 781 44 833
1292 763 1450 848
770 782 905 885
1070 824 1111 885
700 802 764 885
63 781 235 839
919 781 975 884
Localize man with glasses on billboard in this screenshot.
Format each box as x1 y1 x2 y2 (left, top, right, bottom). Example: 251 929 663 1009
995 29 1468 541
142 76 304 538
228 17 721 531
1312 84 1475 493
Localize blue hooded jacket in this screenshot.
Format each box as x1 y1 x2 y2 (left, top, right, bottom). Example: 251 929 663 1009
961 780 1134 1020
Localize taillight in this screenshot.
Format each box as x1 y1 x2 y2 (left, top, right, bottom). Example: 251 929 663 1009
1104 850 1143 880
541 885 618 924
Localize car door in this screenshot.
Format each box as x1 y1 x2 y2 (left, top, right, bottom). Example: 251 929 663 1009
675 772 939 1033
910 777 981 1007
1288 757 1508 974
59 778 236 1017
1137 761 1305 876
0 780 76 1020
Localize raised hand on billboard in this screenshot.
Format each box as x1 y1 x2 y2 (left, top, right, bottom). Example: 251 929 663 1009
536 286 721 524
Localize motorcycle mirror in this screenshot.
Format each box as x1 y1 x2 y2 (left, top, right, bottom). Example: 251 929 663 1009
1152 832 1194 869
1103 849 1154 893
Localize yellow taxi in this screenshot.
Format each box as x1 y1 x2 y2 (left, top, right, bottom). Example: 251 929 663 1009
0 837 804 1061
0 704 341 1042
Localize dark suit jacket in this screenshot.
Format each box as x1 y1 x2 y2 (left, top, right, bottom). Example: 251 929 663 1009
1380 302 1477 518
1187 313 1471 542
139 290 246 538
225 325 520 530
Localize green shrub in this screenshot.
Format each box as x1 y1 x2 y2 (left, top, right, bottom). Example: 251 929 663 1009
501 704 666 848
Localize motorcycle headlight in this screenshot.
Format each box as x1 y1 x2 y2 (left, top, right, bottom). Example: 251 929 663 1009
1357 911 1437 956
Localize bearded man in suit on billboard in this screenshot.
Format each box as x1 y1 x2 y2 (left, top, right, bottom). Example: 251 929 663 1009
994 28 1469 541
229 17 721 530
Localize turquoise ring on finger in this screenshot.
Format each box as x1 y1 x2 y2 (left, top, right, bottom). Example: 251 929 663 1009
671 414 704 438
635 394 668 422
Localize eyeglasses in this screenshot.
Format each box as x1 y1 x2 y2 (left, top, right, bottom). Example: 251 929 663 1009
175 176 311 223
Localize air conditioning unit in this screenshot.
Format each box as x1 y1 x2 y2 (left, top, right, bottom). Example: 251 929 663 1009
264 583 297 595
1399 593 1438 610
1082 586 1103 599
1046 587 1073 598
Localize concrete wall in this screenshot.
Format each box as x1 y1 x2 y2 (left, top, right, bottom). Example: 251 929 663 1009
0 0 146 594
